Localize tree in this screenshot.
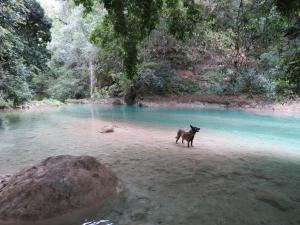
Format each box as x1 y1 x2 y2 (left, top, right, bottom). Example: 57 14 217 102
0 0 51 105
275 0 300 17
73 0 203 104
273 0 300 96
47 2 102 101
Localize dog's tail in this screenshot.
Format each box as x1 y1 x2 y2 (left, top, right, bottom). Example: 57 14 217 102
175 129 183 139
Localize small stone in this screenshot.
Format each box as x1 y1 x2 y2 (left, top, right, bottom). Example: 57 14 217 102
99 126 114 133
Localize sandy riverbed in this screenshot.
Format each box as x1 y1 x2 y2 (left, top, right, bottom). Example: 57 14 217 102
1 117 300 225
83 121 300 225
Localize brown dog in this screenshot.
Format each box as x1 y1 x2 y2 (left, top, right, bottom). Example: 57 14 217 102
176 125 200 148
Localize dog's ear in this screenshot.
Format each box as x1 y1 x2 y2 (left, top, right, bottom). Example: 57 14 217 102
190 125 193 129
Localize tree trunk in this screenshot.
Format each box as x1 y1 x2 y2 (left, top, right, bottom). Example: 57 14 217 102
124 82 137 105
234 0 244 71
89 60 94 98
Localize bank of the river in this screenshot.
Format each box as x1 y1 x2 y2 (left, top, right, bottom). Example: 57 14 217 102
141 95 300 115
0 99 63 112
2 95 300 116
64 95 300 115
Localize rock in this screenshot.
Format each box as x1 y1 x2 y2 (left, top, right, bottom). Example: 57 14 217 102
255 190 293 211
99 125 115 133
0 155 119 223
0 175 11 192
112 99 123 105
137 102 148 108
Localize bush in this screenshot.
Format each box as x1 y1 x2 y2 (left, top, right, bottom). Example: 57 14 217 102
47 72 89 101
240 69 277 97
0 96 13 109
135 61 199 96
214 51 282 97
93 84 118 99
277 50 300 96
29 99 62 106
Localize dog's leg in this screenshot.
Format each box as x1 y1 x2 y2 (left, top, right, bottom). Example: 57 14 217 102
182 137 184 143
188 141 190 148
176 136 180 144
191 138 194 147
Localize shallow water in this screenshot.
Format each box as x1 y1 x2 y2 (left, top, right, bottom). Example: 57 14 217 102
1 104 300 225
1 104 300 172
61 104 300 150
3 104 299 149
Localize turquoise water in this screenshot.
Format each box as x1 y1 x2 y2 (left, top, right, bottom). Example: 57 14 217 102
1 104 300 225
60 104 300 151
1 104 300 152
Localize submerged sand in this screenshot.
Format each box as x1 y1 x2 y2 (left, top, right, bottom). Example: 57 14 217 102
1 118 300 225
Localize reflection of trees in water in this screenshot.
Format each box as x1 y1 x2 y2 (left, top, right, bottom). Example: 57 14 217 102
0 113 21 130
0 116 8 130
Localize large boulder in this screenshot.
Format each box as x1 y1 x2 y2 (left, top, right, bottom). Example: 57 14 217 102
0 155 119 224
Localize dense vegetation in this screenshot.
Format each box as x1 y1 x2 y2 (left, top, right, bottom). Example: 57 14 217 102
0 0 299 106
0 0 51 106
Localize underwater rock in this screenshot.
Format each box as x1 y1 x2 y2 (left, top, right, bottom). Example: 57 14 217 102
137 102 148 108
99 125 115 133
255 190 293 211
0 155 118 223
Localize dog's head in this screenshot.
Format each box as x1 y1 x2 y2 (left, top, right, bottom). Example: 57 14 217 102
190 125 200 133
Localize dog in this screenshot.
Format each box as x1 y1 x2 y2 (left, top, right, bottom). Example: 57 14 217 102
176 125 200 148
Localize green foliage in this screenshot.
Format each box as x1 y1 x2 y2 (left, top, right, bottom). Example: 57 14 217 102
47 0 300 101
275 0 300 17
277 48 300 95
47 71 88 101
28 98 62 106
242 4 288 57
2 0 300 105
75 0 203 80
0 0 51 105
0 95 13 109
136 62 173 95
47 3 102 101
285 54 300 94
166 0 203 40
93 84 117 99
135 61 199 95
